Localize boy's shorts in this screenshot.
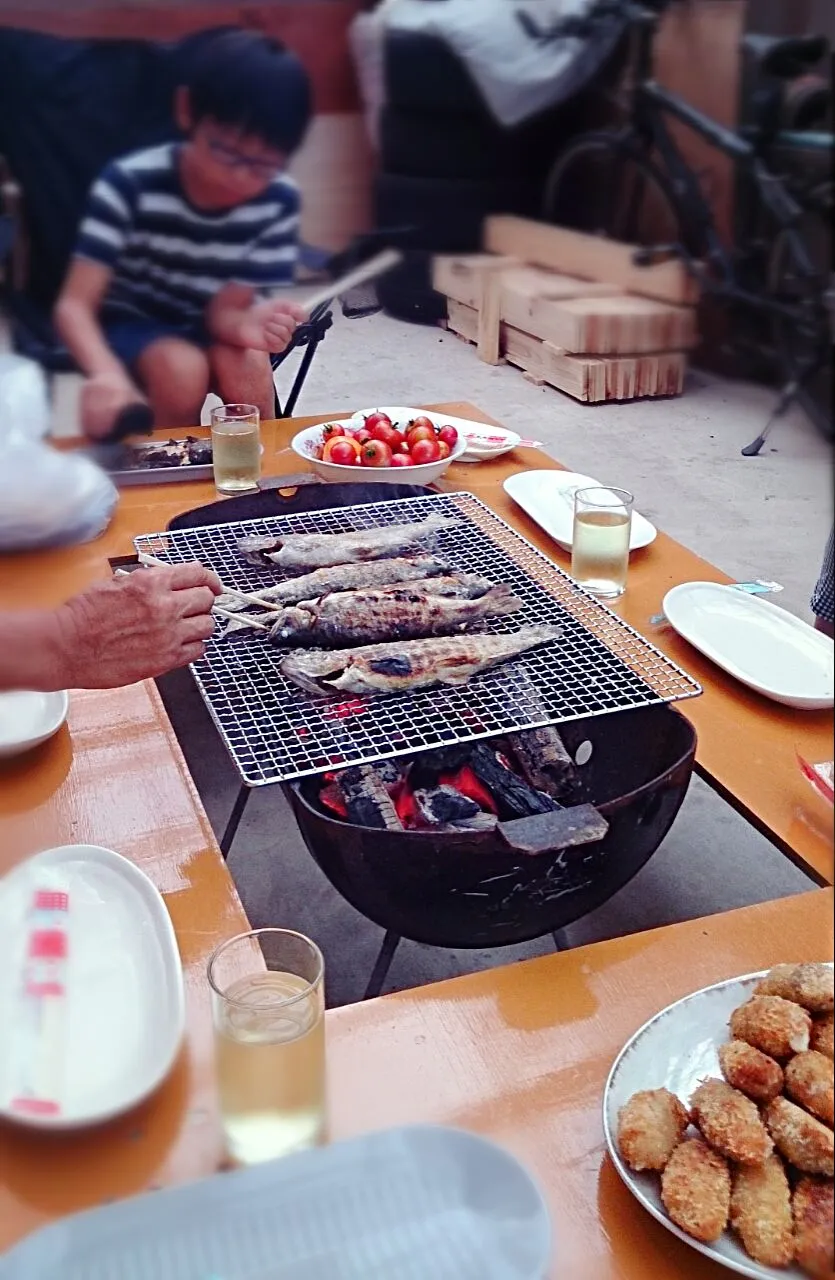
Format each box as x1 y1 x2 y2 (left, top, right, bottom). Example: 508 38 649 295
101 313 211 374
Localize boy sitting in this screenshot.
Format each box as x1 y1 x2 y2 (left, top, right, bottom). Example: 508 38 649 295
55 31 311 440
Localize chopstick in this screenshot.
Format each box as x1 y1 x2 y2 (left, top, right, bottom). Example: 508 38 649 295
213 606 272 632
136 551 284 614
299 248 402 317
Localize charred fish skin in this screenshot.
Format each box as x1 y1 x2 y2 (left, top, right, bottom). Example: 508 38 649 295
280 624 562 697
238 535 283 567
269 584 522 646
217 555 454 613
240 513 461 572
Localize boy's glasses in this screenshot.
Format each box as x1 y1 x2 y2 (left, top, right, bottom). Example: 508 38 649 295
206 137 281 181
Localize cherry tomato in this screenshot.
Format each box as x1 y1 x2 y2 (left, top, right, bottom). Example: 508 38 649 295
408 415 435 434
323 436 360 464
361 439 394 467
390 453 412 467
369 421 401 447
436 440 451 460
388 429 406 452
410 437 441 464
438 424 458 448
321 423 346 441
406 424 435 450
354 428 371 445
398 441 410 453
363 411 393 434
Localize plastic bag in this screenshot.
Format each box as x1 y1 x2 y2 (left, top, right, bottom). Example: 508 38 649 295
0 354 118 551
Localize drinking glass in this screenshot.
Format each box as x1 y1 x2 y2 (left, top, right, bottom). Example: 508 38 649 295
208 928 325 1166
571 486 633 599
210 403 261 493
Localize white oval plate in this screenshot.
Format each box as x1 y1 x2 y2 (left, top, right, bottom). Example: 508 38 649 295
293 416 467 486
351 406 522 463
0 690 69 758
663 582 834 709
0 844 184 1129
604 966 833 1280
503 470 657 552
0 1124 552 1280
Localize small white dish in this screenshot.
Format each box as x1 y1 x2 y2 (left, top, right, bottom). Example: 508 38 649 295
604 967 833 1280
0 690 69 758
503 470 657 553
350 406 521 464
292 415 467 486
662 581 834 709
0 844 184 1129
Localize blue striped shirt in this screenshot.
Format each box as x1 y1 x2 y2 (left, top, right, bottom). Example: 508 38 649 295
75 142 299 326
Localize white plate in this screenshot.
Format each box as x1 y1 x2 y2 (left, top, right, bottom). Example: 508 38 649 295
503 470 657 553
604 966 834 1280
293 416 468 486
663 582 834 709
350 406 522 464
0 844 184 1129
0 690 69 758
0 1124 552 1280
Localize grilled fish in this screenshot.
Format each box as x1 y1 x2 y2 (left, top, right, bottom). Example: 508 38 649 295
270 583 522 646
280 624 561 696
216 554 452 613
238 513 460 572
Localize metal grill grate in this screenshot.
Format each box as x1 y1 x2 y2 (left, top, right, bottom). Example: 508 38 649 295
135 492 701 786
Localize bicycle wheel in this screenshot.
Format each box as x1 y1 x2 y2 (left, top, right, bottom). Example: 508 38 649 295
542 131 701 254
769 180 834 441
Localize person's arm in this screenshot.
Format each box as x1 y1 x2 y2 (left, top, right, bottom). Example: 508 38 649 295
0 564 221 693
54 258 126 380
206 282 304 352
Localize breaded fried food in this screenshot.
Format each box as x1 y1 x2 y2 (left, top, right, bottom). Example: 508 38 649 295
793 1176 835 1277
718 1040 784 1103
660 1137 731 1243
690 1078 773 1166
730 995 812 1061
785 1051 835 1127
729 1154 794 1268
616 1087 689 1171
811 1013 834 1062
755 963 834 1015
765 1097 835 1176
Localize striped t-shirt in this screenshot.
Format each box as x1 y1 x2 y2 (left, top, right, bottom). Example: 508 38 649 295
75 142 299 326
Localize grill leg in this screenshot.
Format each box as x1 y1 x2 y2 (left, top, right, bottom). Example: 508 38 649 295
220 785 251 859
363 930 401 1000
552 927 572 951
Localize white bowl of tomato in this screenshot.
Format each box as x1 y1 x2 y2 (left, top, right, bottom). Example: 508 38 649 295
291 408 467 485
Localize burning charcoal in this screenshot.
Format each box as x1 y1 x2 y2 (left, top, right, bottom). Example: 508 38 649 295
438 765 497 814
376 759 404 789
467 744 563 820
408 744 474 786
336 765 403 830
186 440 213 465
440 812 498 833
319 782 348 818
413 785 481 827
506 726 580 802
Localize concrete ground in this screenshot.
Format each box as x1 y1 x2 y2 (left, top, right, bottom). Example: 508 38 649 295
145 308 832 1007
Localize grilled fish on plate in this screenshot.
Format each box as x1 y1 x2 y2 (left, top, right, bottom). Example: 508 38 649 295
269 583 522 646
280 625 562 696
238 513 459 571
216 554 452 613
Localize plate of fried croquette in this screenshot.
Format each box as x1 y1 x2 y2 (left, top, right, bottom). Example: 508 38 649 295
604 963 834 1278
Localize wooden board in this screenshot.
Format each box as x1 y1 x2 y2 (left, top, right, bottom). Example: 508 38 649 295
484 216 699 307
447 300 686 402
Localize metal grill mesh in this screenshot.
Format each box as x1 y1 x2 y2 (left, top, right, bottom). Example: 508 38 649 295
135 492 701 786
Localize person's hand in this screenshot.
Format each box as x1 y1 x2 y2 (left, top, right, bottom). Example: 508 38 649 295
81 370 147 441
239 299 305 353
54 563 222 689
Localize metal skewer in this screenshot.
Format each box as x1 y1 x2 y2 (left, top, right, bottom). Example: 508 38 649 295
136 551 284 613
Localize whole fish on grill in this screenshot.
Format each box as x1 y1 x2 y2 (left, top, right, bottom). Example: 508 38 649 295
280 624 562 697
238 512 460 571
268 583 522 646
216 554 453 613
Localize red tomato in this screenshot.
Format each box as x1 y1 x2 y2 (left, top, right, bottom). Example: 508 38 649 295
406 424 435 450
354 428 371 445
321 423 346 441
390 453 412 467
370 421 401 447
388 429 406 451
363 411 393 434
398 441 410 453
323 436 360 464
410 437 441 464
361 439 394 467
436 440 451 460
438 424 458 448
408 415 435 434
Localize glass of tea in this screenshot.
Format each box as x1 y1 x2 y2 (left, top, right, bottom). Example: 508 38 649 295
208 928 325 1165
571 486 633 598
210 403 261 493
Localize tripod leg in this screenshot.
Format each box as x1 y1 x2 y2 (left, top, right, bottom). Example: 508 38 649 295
741 381 799 456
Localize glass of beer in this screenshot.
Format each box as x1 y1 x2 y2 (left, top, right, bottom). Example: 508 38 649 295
210 403 261 493
208 928 325 1166
571 486 633 598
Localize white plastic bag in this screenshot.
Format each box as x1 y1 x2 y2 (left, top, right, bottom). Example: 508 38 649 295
0 354 118 551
